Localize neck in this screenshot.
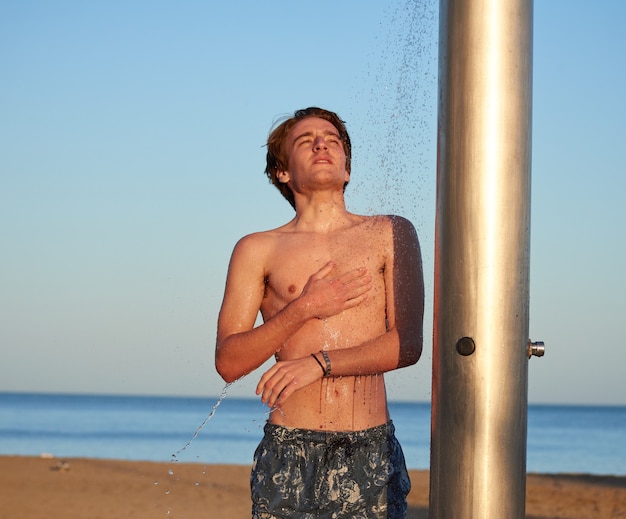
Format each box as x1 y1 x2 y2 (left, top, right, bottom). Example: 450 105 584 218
291 193 355 233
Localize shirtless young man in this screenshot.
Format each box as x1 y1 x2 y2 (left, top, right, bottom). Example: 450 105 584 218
215 107 424 518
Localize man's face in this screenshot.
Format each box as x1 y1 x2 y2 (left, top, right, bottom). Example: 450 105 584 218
279 117 349 191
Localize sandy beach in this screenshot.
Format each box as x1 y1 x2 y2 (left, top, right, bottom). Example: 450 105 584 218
1 455 624 518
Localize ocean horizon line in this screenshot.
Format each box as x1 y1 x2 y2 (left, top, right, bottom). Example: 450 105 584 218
1 390 624 409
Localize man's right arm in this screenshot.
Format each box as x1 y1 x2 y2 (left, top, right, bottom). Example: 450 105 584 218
215 234 306 382
215 234 372 383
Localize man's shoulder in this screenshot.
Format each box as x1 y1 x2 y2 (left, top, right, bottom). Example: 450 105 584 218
360 214 416 233
231 224 292 255
362 215 420 252
234 228 278 249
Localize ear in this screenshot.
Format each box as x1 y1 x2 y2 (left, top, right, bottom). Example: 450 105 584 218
276 170 290 184
344 169 350 183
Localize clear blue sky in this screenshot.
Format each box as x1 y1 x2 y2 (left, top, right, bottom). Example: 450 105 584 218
1 1 624 405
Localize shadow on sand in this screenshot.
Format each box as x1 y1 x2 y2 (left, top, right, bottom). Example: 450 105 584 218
407 506 429 518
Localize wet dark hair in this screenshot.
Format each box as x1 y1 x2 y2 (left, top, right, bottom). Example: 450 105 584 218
265 107 352 209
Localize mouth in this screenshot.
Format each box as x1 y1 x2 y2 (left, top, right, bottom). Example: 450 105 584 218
313 157 333 165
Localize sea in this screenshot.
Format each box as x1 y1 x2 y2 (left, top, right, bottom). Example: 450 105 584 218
1 392 625 476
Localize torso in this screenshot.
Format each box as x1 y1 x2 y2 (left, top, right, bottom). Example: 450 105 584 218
256 215 393 431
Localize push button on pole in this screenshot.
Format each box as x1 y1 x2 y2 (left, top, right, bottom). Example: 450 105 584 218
456 336 476 356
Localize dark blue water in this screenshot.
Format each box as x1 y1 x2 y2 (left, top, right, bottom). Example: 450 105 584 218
1 392 624 475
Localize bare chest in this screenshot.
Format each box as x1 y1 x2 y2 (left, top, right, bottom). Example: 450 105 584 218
262 230 388 313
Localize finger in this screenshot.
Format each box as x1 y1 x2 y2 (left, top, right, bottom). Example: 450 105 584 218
266 373 294 408
261 380 279 406
341 290 370 310
256 365 284 404
336 266 369 285
310 261 335 280
275 383 296 407
272 373 300 407
255 365 277 396
260 366 294 406
344 275 373 297
260 372 283 404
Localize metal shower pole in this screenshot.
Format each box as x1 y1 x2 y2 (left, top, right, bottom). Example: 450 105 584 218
430 0 542 517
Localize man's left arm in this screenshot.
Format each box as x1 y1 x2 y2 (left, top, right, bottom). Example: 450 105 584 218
256 216 424 407
327 215 424 375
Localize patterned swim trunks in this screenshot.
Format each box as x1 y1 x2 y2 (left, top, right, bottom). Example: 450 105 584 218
250 421 411 518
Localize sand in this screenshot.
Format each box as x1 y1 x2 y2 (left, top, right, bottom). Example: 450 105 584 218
1 455 624 518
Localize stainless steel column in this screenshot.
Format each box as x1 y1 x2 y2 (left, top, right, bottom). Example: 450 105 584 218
430 1 534 517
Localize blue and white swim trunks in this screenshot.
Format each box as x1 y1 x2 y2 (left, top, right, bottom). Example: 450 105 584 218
251 421 411 518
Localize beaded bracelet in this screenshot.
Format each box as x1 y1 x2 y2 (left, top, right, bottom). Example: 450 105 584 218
319 350 331 377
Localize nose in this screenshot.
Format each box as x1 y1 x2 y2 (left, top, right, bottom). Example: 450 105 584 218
313 136 328 151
